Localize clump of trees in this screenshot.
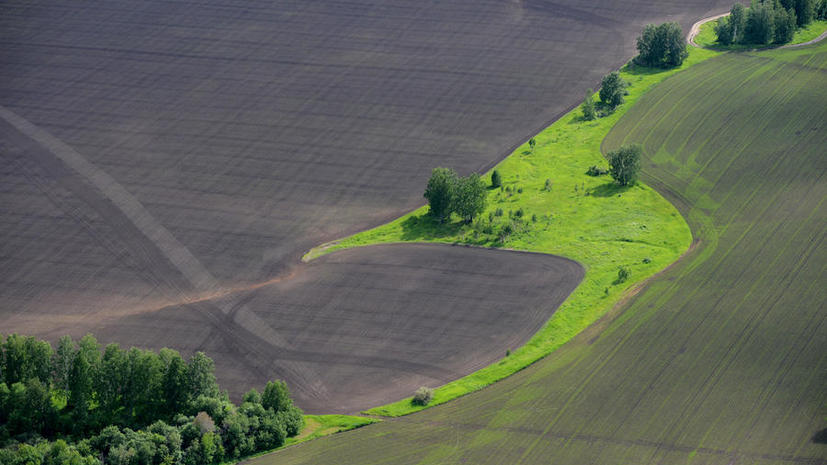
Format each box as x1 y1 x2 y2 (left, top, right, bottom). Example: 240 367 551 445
424 168 487 223
0 334 304 464
715 0 819 46
635 22 689 68
607 144 642 186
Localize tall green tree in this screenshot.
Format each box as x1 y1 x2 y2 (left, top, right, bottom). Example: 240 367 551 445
731 2 748 43
262 380 291 413
608 144 642 186
745 0 776 44
599 72 627 110
160 349 189 417
187 352 219 400
423 167 458 223
453 173 487 223
52 335 76 395
774 6 797 43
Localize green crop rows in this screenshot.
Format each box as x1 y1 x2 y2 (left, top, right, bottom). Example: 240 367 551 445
253 39 827 465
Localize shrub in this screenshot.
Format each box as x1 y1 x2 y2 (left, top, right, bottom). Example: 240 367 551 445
607 144 642 186
616 266 631 284
544 179 552 191
494 208 503 217
586 165 608 176
412 387 433 406
491 170 502 188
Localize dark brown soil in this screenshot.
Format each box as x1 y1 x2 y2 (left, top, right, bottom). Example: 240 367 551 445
0 0 730 411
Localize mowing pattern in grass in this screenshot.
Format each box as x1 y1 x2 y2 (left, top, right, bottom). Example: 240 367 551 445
249 42 827 464
306 51 734 416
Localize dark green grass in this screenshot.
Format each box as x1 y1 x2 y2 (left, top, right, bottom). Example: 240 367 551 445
249 40 827 465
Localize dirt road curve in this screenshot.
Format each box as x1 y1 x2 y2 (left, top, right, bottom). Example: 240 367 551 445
687 12 729 47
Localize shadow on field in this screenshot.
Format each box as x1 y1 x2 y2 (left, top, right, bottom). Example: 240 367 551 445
589 182 632 197
812 428 827 444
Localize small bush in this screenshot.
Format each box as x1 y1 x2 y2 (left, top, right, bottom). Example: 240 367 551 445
491 170 502 188
586 165 609 176
642 257 652 264
544 179 552 191
616 266 631 284
531 214 537 223
412 387 434 406
495 208 504 217
517 187 523 194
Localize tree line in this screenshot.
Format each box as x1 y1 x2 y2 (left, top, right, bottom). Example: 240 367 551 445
715 0 826 46
0 333 303 465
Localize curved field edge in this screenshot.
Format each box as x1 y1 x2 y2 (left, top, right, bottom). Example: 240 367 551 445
303 48 723 418
694 16 827 50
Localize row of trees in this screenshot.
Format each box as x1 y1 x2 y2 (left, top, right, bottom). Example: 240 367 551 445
715 0 823 46
0 334 304 464
423 168 487 223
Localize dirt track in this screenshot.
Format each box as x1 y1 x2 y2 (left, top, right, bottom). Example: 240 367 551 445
0 0 732 411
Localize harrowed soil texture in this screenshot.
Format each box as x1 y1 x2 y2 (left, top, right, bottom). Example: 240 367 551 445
0 0 730 411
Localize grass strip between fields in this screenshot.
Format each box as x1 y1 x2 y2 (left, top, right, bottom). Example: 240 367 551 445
226 415 377 464
300 46 730 418
306 49 724 417
694 17 827 50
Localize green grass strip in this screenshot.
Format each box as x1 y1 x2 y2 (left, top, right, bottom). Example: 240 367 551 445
302 48 720 418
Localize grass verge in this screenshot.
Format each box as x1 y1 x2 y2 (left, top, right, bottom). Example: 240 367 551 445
303 47 723 417
227 415 377 464
695 18 827 50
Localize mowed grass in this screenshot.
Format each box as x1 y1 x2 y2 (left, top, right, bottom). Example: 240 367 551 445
695 17 827 50
256 38 827 465
304 49 725 417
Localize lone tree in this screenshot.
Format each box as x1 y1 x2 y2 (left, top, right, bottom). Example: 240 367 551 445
581 89 596 121
635 22 688 68
491 169 502 188
424 167 458 223
599 72 627 110
608 144 642 186
454 173 487 223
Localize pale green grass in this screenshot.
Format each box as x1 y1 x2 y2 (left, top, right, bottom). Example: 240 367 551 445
304 48 721 417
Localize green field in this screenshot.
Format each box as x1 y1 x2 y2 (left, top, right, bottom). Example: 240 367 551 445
252 39 827 465
695 17 827 50
304 50 727 417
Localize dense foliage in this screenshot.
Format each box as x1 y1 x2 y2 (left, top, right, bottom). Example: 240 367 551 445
607 144 642 186
715 0 818 45
598 72 628 111
424 168 487 223
635 22 689 68
0 334 303 464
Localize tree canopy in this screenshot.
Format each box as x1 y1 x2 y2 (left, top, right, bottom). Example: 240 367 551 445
635 22 688 68
599 72 627 110
423 168 487 223
607 144 642 186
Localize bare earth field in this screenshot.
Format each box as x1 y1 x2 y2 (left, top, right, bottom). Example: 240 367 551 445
0 0 730 411
259 42 827 463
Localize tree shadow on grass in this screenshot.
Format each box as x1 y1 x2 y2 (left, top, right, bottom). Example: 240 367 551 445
812 428 827 444
400 214 464 241
589 182 633 198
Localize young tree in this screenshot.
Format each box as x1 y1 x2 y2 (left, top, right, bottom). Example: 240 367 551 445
715 16 734 45
423 167 458 223
608 144 642 186
453 173 487 223
490 169 502 188
730 2 748 43
188 352 219 400
599 72 627 110
528 138 536 153
581 90 596 120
